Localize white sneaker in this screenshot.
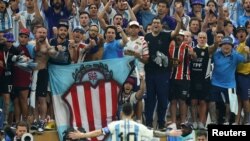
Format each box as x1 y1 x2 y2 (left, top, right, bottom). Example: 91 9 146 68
244 122 250 125
192 122 198 129
167 123 177 130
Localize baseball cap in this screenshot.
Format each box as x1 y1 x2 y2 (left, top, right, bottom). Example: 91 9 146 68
73 26 85 34
124 77 135 86
235 26 247 34
220 36 233 46
191 0 204 7
57 19 69 29
3 32 15 42
19 28 30 37
128 21 140 27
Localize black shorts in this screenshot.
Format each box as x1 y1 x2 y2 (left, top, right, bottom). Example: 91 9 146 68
189 79 210 101
11 86 30 99
0 76 12 94
169 79 190 101
36 69 49 97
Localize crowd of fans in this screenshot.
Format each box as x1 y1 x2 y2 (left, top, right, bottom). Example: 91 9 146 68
0 0 250 140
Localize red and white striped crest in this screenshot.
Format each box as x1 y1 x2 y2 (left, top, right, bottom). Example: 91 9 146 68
62 80 120 141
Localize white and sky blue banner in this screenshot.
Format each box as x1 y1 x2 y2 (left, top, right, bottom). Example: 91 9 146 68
48 57 135 141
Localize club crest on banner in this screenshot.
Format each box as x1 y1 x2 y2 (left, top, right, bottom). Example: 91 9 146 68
72 63 113 87
62 63 121 141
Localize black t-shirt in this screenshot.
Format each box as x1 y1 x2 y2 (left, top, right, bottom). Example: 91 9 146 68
49 38 71 65
190 47 210 82
144 31 172 72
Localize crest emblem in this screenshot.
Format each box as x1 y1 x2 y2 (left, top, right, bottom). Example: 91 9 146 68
62 63 121 141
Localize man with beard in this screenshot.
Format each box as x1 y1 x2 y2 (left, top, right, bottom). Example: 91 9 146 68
238 0 250 27
32 26 57 133
42 0 72 38
234 26 250 125
144 13 181 130
69 25 98 63
49 19 71 65
168 30 196 129
84 24 104 61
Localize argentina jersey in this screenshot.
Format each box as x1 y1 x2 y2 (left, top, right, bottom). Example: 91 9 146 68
105 119 153 141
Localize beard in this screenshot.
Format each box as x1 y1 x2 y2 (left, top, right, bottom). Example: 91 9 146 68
38 37 46 43
58 34 66 39
53 2 62 10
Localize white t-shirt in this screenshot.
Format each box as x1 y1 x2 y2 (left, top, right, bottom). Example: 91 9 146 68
124 36 148 75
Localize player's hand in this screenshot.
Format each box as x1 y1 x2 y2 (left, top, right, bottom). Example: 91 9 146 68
68 130 83 140
169 129 183 136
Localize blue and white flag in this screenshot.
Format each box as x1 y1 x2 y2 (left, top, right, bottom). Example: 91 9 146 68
49 57 135 141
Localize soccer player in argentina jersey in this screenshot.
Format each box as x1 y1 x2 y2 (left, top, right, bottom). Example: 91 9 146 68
68 103 183 141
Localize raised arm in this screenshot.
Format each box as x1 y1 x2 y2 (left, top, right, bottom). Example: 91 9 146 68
171 12 182 38
117 26 128 47
201 7 210 32
208 33 219 55
216 0 225 32
98 1 113 29
80 0 87 9
34 0 42 19
132 0 143 14
126 1 137 21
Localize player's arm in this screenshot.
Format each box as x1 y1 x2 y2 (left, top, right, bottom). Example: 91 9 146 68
69 127 111 140
153 130 183 137
68 129 103 140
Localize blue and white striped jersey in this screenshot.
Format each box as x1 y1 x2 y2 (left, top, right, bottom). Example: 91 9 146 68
106 119 153 141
